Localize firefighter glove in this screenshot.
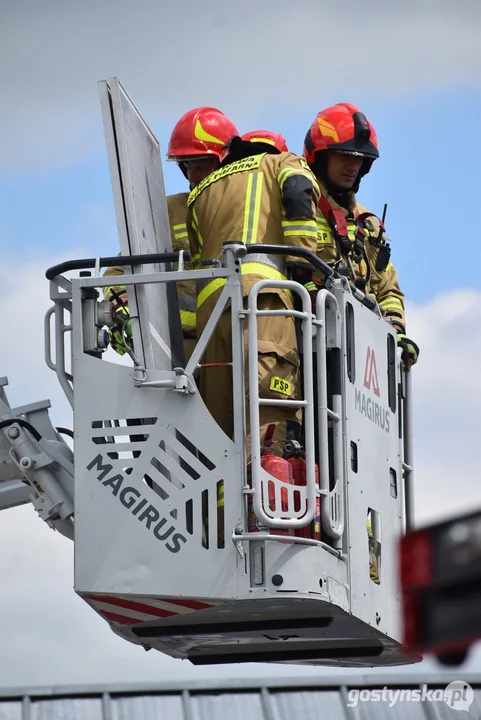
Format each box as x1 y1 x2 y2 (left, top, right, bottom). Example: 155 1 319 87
397 334 419 370
109 290 128 318
109 323 133 356
109 292 133 356
304 278 324 314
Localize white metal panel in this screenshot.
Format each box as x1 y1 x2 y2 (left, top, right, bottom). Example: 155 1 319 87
0 703 22 720
192 693 265 720
73 354 241 598
342 295 403 642
30 698 103 719
358 700 426 719
111 694 184 720
2 679 480 720
271 689 346 719
99 77 184 371
261 543 349 612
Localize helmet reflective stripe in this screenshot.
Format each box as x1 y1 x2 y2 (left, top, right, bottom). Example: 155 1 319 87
194 119 226 146
241 130 288 153
317 118 339 142
167 107 239 161
247 137 276 146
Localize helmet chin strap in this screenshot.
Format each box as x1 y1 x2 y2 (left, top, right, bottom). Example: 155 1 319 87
178 158 220 188
329 186 354 209
177 162 202 190
330 172 362 202
177 162 189 181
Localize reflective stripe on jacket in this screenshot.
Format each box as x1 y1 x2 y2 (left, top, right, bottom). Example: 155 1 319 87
186 152 320 317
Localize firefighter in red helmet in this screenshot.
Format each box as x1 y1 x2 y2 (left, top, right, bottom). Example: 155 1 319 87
302 102 419 369
186 130 320 460
104 107 239 361
167 106 239 190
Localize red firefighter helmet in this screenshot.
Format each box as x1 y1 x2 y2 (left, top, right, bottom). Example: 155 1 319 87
303 103 379 178
241 130 289 153
167 107 239 162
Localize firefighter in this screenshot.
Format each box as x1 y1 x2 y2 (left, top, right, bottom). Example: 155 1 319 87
186 130 320 458
367 513 380 584
302 103 419 369
104 106 239 362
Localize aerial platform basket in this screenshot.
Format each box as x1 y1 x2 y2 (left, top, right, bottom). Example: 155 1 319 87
37 240 418 669
0 77 420 668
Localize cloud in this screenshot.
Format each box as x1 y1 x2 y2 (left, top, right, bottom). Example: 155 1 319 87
1 0 479 172
1 252 481 684
407 289 481 525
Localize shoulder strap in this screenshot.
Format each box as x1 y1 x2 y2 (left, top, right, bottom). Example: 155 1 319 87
318 195 349 238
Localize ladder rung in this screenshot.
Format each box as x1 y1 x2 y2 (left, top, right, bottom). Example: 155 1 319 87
258 398 308 408
326 409 341 421
252 309 310 319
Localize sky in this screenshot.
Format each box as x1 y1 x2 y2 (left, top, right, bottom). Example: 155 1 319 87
1 0 481 691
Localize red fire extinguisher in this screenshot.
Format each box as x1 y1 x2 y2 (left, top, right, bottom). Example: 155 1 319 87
247 425 294 537
285 442 321 541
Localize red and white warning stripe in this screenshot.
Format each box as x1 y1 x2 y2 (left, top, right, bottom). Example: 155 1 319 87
84 593 220 626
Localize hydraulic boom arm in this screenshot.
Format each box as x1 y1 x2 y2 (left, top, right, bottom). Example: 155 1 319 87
0 376 74 540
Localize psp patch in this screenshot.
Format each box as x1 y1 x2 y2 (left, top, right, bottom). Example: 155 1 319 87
269 376 292 396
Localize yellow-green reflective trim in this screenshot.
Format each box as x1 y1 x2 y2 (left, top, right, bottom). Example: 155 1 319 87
188 154 264 206
379 297 404 309
197 261 290 308
191 207 204 251
277 167 313 192
282 220 317 237
104 285 126 300
283 229 317 237
242 172 263 244
180 309 196 327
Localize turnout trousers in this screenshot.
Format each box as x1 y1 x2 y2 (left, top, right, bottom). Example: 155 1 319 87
198 293 302 458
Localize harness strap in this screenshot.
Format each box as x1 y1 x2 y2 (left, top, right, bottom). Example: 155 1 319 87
356 211 385 234
319 198 386 238
318 195 349 238
319 196 391 276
